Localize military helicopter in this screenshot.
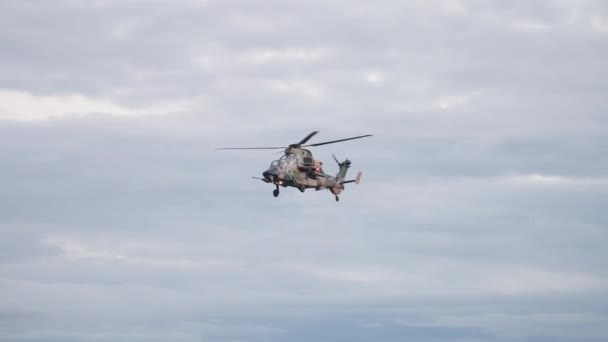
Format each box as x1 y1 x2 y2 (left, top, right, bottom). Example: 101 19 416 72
217 131 372 201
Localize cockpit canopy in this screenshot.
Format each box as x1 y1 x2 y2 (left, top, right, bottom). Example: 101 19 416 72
269 149 316 169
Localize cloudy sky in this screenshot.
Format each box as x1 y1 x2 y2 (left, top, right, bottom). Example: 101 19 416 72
1 0 608 341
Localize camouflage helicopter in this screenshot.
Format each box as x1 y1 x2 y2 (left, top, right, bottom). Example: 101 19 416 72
217 131 372 201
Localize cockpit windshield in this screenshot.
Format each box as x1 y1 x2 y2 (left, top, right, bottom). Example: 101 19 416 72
270 156 288 169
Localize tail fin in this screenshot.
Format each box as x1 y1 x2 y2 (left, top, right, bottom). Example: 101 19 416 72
342 172 362 185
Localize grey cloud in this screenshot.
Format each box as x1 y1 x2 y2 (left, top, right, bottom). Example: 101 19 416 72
1 0 608 341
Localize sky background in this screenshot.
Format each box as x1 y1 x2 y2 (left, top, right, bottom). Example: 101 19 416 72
1 0 608 341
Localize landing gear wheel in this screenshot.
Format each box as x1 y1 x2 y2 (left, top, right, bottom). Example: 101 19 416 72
299 185 306 193
335 196 340 202
273 189 279 197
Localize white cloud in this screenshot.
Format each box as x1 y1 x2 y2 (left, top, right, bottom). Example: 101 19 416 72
43 238 241 271
488 267 605 295
441 0 468 15
270 262 396 288
508 173 564 184
109 21 140 39
192 47 335 72
510 20 550 31
238 48 334 65
263 79 327 101
363 70 385 85
505 174 608 186
591 16 608 32
0 90 196 121
435 91 482 110
229 13 285 33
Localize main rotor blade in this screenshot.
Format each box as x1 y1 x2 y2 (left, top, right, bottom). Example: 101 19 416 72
303 134 373 147
293 131 319 147
216 146 285 150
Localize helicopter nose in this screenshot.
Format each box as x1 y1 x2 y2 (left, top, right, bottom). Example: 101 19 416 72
263 168 278 181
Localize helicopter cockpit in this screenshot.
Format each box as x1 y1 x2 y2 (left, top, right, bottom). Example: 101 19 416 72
269 156 287 169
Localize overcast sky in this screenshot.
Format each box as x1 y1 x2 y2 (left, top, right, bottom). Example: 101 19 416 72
1 1 608 341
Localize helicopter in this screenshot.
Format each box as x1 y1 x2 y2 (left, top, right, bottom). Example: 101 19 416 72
217 131 372 201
